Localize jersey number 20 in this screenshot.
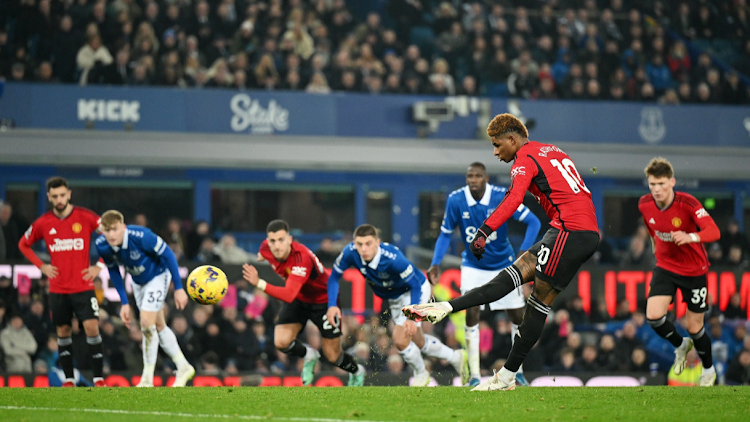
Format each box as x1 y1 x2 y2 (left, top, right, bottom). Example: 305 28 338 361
551 159 590 194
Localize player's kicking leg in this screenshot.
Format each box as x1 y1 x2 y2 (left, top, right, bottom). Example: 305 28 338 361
155 309 195 387
505 306 529 386
273 322 320 386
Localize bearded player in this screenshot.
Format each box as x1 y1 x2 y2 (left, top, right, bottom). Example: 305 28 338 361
18 177 106 387
403 113 600 391
639 157 720 386
242 219 366 386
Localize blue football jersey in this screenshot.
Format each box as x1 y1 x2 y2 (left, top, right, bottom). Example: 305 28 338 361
328 241 426 307
441 184 536 271
95 225 174 285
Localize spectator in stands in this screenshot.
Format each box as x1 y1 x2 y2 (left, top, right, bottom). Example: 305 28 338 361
615 321 642 370
214 234 252 265
0 299 8 330
186 220 210 260
552 347 581 372
578 345 600 371
726 349 750 385
23 299 52 358
724 293 745 320
76 34 113 85
726 244 749 268
629 346 650 372
566 296 590 327
720 220 749 259
100 318 127 371
0 277 17 315
597 334 619 371
1 202 28 260
1 314 37 373
708 242 724 265
306 71 331 94
386 353 405 374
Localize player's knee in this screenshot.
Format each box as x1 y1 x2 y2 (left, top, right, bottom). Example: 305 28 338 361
140 324 156 339
647 315 667 327
274 338 292 351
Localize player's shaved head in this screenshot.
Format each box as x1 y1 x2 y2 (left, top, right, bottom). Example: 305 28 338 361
46 176 69 191
644 157 674 179
468 162 486 173
487 113 528 139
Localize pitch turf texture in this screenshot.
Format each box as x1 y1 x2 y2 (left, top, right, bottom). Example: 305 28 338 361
1 387 748 422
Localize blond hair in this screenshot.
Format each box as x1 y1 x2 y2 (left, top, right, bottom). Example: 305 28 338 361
644 157 674 179
101 210 124 228
486 113 528 138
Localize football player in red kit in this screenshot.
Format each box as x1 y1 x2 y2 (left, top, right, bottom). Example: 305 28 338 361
18 177 106 387
403 113 600 391
242 219 365 387
639 157 720 386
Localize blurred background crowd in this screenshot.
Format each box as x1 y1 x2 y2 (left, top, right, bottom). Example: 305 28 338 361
0 0 749 103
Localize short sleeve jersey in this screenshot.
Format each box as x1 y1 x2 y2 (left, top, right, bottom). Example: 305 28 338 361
486 141 598 233
332 242 426 300
441 184 533 271
259 240 329 304
639 192 715 276
20 207 101 294
95 226 171 284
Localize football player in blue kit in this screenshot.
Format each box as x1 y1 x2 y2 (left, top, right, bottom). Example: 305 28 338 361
326 224 469 386
429 162 541 386
95 210 195 387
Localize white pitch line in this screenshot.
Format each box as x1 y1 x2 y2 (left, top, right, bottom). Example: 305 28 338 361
0 405 405 422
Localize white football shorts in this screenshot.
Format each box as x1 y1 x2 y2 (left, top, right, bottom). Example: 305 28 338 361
389 280 432 326
132 270 171 313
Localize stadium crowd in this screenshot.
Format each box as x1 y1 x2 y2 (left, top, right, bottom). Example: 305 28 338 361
0 0 748 104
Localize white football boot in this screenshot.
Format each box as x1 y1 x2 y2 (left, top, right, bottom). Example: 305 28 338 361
402 302 452 324
673 337 694 375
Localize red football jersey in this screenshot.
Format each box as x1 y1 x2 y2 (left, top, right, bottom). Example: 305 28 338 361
639 192 720 276
486 141 599 232
259 240 329 304
20 207 101 294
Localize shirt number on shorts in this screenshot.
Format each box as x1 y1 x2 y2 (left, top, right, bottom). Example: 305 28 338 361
90 297 100 317
537 244 551 265
691 287 707 308
322 314 341 334
147 291 164 303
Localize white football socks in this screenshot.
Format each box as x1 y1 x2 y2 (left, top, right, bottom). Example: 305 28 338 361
465 324 481 379
400 342 427 376
420 334 456 362
158 326 189 370
141 325 159 380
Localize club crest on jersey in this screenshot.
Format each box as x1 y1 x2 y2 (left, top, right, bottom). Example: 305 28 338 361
72 223 83 233
672 217 682 228
510 166 526 179
130 250 141 260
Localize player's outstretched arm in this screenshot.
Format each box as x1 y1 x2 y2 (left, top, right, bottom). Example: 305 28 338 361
428 230 452 284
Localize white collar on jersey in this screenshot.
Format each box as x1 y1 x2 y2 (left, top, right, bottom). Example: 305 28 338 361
463 184 493 207
362 246 382 269
112 229 129 252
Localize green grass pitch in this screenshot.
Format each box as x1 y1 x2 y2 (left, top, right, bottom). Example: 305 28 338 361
1 386 748 422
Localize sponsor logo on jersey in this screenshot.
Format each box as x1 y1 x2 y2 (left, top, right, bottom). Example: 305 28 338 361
291 266 307 277
654 231 673 242
462 212 470 219
648 218 656 224
230 94 289 134
510 166 526 179
78 99 140 122
126 265 146 276
49 228 57 235
672 217 682 228
695 208 709 219
130 250 141 260
72 223 83 233
49 238 85 252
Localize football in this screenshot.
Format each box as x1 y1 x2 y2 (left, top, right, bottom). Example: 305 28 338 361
186 265 229 305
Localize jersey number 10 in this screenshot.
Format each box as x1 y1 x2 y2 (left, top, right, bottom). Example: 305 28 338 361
550 158 590 194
